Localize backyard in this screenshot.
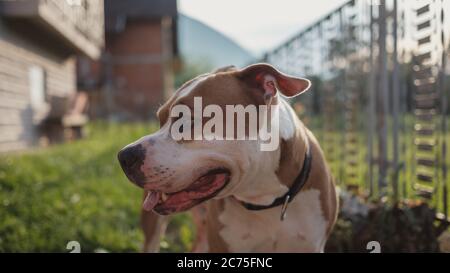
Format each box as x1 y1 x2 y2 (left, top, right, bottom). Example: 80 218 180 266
1 120 449 252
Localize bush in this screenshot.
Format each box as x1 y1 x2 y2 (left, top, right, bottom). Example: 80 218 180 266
326 194 449 253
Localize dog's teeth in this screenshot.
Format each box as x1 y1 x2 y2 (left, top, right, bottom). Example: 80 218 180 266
161 193 168 202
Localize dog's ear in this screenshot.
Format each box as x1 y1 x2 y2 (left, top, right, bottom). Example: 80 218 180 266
236 63 311 103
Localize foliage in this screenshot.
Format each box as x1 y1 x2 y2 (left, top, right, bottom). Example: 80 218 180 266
326 195 449 253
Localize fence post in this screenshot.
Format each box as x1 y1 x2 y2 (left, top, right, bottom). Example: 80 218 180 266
440 0 448 218
392 0 400 202
368 0 376 197
378 0 389 197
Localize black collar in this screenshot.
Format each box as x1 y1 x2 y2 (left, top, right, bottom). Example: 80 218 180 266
240 138 313 213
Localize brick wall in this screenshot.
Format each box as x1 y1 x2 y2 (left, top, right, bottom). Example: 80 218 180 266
104 18 172 120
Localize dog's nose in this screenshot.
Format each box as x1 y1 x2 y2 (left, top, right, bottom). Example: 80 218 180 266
118 144 146 185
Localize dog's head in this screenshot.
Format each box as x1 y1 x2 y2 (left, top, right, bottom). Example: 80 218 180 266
118 63 310 215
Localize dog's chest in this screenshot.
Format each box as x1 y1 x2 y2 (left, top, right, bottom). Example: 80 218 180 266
217 189 328 252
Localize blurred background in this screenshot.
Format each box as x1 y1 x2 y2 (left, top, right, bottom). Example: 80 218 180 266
0 0 449 252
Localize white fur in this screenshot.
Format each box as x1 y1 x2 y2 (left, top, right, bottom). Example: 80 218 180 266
218 189 328 252
278 98 296 140
222 141 288 205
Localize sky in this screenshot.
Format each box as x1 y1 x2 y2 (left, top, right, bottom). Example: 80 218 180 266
178 0 349 57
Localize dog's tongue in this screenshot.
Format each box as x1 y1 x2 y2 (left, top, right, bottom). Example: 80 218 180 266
143 191 160 211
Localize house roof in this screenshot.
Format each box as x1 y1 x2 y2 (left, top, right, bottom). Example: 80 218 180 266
105 0 177 20
104 0 178 55
105 0 177 33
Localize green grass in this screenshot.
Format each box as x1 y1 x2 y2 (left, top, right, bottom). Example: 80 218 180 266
0 122 193 253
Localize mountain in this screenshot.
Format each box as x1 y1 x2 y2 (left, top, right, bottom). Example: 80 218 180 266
177 14 255 69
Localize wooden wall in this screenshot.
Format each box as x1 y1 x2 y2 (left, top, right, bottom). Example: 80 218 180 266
0 19 76 152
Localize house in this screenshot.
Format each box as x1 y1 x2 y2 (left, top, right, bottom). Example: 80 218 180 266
0 0 104 152
77 0 178 121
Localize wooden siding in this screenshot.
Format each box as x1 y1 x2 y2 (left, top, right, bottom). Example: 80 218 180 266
0 20 76 153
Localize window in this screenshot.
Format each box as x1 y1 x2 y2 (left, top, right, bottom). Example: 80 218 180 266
28 65 47 110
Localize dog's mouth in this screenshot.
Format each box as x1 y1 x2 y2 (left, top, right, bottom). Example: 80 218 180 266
143 168 231 215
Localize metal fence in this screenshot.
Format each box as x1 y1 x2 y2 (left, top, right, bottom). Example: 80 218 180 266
263 0 450 218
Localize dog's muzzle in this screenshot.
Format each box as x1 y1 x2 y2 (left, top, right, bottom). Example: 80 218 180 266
117 144 146 187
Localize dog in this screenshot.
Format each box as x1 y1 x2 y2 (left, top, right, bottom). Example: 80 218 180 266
118 63 338 252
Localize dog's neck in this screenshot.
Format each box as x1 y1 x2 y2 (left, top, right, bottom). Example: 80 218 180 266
213 106 320 252
229 100 307 206
276 100 309 190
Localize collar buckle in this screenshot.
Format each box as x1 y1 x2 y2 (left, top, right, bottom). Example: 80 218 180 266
280 195 290 221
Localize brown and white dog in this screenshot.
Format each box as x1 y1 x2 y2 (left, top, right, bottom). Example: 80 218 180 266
118 63 338 253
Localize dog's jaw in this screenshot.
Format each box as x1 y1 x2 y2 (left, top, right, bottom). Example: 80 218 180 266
145 169 231 215
223 141 288 206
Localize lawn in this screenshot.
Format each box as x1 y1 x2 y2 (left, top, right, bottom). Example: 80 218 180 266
0 122 194 253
